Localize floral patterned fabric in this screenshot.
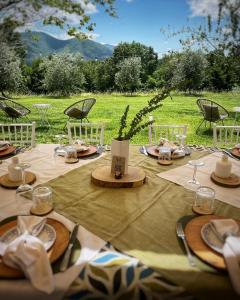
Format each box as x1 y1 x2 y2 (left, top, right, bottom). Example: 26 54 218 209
66 243 194 300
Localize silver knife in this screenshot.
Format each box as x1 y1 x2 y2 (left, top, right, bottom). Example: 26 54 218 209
222 150 239 161
60 224 79 272
142 146 148 156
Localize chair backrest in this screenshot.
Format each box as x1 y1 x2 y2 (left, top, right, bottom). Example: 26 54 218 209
148 124 187 145
64 98 96 120
197 98 228 121
213 124 240 148
0 122 36 147
67 122 104 146
0 97 30 120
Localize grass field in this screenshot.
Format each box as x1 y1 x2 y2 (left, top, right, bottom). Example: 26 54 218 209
1 91 239 146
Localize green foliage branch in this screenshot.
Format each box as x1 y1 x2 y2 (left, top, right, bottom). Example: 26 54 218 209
116 87 171 140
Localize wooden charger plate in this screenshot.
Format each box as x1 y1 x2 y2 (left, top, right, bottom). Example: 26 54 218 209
146 145 184 159
0 146 16 157
185 215 240 270
0 171 36 189
0 217 70 278
77 145 97 158
231 147 240 158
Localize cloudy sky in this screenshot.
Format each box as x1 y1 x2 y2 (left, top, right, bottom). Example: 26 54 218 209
26 0 220 56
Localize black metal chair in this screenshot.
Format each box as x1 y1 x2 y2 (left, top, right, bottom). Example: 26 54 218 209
0 96 31 122
196 98 229 133
64 98 96 124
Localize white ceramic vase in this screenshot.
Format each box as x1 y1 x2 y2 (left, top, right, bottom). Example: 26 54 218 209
111 139 129 175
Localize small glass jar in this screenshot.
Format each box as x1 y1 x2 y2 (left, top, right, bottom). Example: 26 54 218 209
64 146 78 163
193 186 216 215
31 186 53 215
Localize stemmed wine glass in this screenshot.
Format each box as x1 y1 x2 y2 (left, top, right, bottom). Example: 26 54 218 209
54 134 66 159
176 134 186 149
187 160 204 187
15 163 33 210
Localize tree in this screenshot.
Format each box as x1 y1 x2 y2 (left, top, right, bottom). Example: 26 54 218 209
177 0 240 55
115 57 141 94
0 1 116 40
204 50 238 91
0 42 24 95
171 50 207 93
23 58 46 94
113 42 158 84
40 53 85 96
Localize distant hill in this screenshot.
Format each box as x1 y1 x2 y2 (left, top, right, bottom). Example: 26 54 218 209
20 31 114 63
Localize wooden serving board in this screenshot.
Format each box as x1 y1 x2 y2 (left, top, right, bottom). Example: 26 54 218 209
185 215 240 270
77 145 97 158
210 172 240 188
231 148 240 158
0 171 36 189
91 166 146 188
0 145 16 157
0 218 70 278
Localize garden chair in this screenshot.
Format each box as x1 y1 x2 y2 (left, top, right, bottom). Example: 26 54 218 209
148 124 187 145
64 98 96 127
0 122 36 147
0 96 31 122
213 124 240 148
196 98 229 133
67 122 105 146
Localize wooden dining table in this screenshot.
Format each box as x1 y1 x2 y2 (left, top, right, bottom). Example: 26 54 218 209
0 144 240 300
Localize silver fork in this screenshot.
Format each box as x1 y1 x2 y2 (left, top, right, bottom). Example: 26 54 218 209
176 222 196 267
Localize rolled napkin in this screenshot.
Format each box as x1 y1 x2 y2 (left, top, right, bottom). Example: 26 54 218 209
0 216 54 294
211 219 240 295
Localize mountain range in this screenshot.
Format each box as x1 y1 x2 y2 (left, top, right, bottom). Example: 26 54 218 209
20 31 114 63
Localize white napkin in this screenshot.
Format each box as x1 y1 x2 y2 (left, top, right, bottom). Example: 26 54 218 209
211 219 240 295
0 216 54 294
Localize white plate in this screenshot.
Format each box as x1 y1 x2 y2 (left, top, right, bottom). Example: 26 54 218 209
0 143 9 152
73 144 89 152
201 223 224 254
1 224 56 251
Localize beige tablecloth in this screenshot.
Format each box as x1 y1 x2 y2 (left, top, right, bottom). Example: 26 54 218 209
157 152 240 208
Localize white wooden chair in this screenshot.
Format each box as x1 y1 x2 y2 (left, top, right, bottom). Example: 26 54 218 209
213 124 240 148
148 124 187 145
67 122 105 146
0 122 36 147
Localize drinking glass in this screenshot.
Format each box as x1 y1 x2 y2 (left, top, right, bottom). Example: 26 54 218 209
15 163 33 208
158 146 171 161
193 186 215 214
64 146 78 163
32 186 53 215
188 160 204 187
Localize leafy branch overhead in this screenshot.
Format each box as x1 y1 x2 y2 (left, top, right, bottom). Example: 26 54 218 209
117 88 171 140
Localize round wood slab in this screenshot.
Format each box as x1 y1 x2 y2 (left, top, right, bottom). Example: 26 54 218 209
91 166 146 188
185 215 240 270
0 146 16 157
157 159 173 166
210 172 240 188
0 171 36 189
77 145 97 158
0 218 70 278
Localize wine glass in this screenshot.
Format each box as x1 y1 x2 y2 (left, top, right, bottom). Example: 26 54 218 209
176 134 186 149
55 134 66 151
187 160 204 187
15 163 33 210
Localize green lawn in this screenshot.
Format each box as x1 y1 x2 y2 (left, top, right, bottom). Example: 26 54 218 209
1 91 239 145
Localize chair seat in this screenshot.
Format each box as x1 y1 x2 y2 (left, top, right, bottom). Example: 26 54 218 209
67 107 86 119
